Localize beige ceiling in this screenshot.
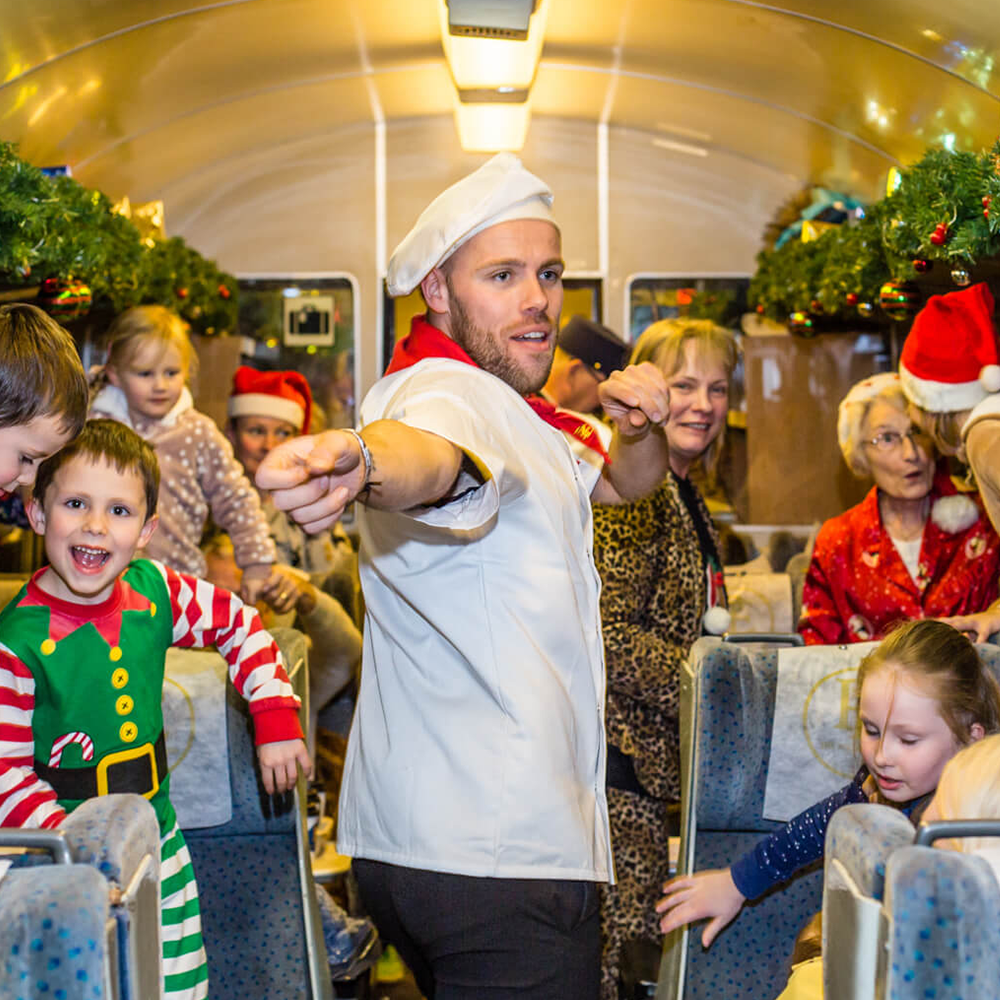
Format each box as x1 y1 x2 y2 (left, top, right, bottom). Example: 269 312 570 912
2 0 998 204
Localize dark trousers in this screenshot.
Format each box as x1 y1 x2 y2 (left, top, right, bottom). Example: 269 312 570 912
352 858 600 1000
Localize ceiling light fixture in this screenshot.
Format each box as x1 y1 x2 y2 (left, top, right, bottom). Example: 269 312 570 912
440 0 548 99
454 99 532 153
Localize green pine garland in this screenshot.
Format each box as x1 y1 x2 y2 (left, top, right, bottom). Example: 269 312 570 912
750 138 1000 324
0 142 237 334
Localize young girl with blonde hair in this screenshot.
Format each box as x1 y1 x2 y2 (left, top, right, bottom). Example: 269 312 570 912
658 619 1000 947
91 305 278 602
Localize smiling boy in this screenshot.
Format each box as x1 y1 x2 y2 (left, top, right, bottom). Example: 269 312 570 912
0 419 310 1000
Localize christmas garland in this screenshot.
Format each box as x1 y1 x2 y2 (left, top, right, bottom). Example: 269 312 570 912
0 142 237 334
750 138 1000 329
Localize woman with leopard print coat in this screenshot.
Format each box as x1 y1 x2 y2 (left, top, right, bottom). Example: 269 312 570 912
593 318 738 1000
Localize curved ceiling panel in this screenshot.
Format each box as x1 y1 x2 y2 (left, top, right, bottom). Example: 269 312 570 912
544 0 1000 98
71 76 374 198
531 67 894 198
1 0 997 219
543 1 999 162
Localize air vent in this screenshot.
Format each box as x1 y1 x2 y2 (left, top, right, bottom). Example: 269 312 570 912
447 0 537 40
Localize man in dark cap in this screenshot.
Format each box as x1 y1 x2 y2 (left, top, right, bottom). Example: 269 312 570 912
539 315 630 416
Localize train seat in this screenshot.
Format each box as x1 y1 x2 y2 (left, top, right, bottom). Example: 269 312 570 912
660 636 825 1000
722 570 794 634
175 626 333 1000
883 821 1000 999
661 640 1000 1000
0 828 113 1000
822 803 915 1000
60 795 162 1000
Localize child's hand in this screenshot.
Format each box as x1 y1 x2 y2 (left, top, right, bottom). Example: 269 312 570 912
655 867 745 947
257 738 313 795
241 562 275 605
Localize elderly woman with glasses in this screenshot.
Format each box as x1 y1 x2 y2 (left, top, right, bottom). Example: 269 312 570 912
799 372 1000 645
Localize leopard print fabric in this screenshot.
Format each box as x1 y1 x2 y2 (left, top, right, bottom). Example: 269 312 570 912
593 475 716 800
593 475 720 1000
599 788 671 1000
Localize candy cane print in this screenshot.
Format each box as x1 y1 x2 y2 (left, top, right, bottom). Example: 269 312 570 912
48 732 95 767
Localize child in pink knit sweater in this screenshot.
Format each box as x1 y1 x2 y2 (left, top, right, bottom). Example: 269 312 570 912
91 305 278 603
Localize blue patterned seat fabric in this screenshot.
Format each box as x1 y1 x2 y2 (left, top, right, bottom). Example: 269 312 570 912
0 864 108 1000
60 794 159 886
678 641 821 1000
672 641 1000 1000
181 626 327 999
884 845 1000 1000
826 803 915 901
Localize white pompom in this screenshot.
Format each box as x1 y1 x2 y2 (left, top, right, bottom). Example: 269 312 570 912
931 494 980 534
980 364 1000 393
703 605 731 636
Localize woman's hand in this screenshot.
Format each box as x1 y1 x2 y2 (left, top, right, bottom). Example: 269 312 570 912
259 565 317 616
655 867 745 947
939 605 1000 643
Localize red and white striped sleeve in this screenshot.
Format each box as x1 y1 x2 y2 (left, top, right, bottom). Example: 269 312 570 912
0 644 65 830
154 562 304 745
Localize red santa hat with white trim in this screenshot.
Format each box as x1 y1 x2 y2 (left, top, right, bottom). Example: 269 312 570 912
227 366 312 433
899 282 1000 413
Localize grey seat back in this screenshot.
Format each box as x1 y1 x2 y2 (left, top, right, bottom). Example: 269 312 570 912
884 842 1000 999
61 795 162 1000
176 627 333 1000
659 637 822 1000
822 803 915 1000
0 828 114 999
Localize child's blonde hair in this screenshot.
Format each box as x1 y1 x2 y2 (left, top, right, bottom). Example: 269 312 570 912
930 733 1000 853
103 305 198 379
856 620 1000 745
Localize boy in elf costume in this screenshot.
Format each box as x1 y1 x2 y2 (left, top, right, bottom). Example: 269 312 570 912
0 418 311 1000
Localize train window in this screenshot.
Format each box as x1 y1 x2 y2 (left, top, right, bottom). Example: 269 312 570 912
237 275 358 432
381 277 603 374
626 275 750 341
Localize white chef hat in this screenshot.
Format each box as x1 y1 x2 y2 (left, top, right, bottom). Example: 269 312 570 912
385 152 557 298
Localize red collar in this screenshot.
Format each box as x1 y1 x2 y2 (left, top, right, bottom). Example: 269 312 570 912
385 314 478 374
386 314 611 464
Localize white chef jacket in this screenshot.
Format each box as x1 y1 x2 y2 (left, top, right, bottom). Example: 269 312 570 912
336 358 613 881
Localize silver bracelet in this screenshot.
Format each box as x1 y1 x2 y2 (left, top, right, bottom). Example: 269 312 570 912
343 428 373 493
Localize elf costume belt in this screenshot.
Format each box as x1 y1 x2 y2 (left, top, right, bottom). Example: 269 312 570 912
34 730 167 800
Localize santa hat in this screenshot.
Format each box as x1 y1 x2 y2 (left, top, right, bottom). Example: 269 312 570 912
899 283 1000 413
227 366 312 432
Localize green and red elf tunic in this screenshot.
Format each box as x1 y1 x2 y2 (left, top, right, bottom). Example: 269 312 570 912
0 558 303 834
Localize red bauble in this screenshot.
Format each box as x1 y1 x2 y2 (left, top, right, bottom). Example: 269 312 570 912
929 227 947 246
912 259 931 273
176 287 189 299
218 284 231 299
755 304 765 314
845 292 859 306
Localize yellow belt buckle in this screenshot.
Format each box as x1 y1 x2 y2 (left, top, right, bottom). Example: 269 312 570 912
95 742 159 799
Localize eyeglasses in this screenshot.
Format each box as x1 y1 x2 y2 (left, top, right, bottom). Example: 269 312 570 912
865 428 928 452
